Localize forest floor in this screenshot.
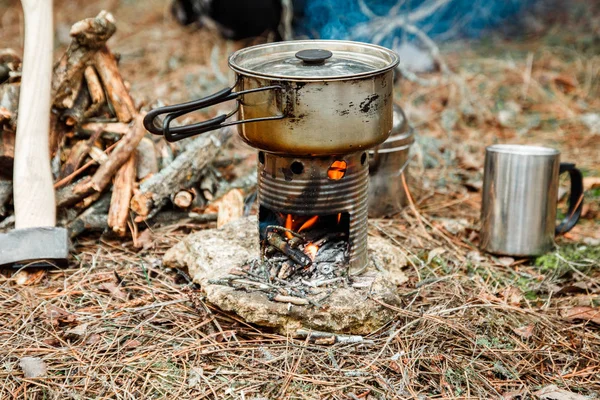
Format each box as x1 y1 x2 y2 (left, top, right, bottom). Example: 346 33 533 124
0 0 599 398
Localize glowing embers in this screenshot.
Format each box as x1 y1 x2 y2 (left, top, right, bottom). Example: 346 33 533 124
259 206 350 282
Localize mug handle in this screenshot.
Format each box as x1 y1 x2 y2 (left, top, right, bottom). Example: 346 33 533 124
555 162 584 234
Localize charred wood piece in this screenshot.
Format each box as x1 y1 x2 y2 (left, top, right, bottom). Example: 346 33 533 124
266 231 312 267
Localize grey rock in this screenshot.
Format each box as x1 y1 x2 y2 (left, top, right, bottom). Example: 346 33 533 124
163 216 408 334
581 113 600 134
19 357 47 378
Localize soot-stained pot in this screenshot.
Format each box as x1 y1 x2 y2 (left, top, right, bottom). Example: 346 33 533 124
143 40 399 156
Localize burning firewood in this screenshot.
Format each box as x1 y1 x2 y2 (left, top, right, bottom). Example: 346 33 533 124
266 230 312 268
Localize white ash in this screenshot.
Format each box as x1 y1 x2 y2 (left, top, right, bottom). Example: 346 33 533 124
261 238 350 288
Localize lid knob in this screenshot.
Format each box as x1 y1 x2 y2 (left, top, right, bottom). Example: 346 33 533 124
295 49 333 65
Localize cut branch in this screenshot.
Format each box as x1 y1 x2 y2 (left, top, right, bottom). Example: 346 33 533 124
62 80 91 126
130 128 232 220
58 114 146 207
108 154 136 236
135 137 158 181
93 46 136 123
0 82 19 131
0 130 15 178
83 66 106 118
0 177 12 216
52 11 116 109
59 128 102 179
67 194 110 238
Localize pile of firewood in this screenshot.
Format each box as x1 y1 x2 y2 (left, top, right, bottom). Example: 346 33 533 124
0 11 251 241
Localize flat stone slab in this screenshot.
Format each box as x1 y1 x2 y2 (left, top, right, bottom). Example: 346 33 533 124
163 217 408 334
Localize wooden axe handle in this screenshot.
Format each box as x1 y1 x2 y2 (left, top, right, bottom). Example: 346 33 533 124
14 0 55 229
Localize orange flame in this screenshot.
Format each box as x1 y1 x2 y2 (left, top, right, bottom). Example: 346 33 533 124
337 213 341 224
328 160 347 180
298 215 319 232
285 214 293 239
304 243 319 260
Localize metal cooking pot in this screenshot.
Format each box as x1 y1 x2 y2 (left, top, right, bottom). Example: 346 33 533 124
143 40 399 155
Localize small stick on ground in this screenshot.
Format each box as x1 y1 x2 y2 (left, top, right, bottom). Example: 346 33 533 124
272 294 309 306
93 46 136 123
294 329 365 344
107 153 136 236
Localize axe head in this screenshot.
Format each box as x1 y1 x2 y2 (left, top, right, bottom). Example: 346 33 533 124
0 227 69 267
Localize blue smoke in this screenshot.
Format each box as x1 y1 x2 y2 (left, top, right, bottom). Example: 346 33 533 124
297 0 535 44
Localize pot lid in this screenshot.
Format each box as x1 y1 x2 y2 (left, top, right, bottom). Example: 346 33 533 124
229 40 399 81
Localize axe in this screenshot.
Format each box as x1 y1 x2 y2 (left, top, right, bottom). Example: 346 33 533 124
0 0 69 267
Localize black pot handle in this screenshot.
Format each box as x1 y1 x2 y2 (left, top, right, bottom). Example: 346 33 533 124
143 83 285 142
555 162 584 234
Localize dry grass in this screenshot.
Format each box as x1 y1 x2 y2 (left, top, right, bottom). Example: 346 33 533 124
1 0 600 398
0 215 598 399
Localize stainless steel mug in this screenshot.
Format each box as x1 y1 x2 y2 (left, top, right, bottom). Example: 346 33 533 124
480 144 584 256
